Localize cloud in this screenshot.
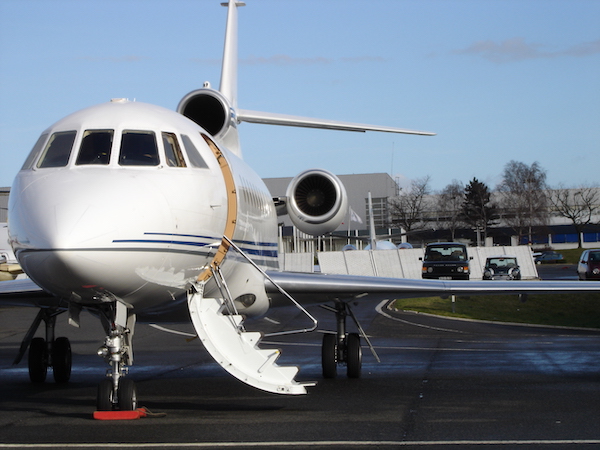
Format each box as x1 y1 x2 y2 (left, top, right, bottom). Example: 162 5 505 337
240 54 385 66
561 39 600 57
340 56 386 63
78 55 146 63
242 55 332 65
455 37 600 63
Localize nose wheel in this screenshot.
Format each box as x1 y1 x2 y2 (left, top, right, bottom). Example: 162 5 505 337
96 377 137 411
96 303 138 411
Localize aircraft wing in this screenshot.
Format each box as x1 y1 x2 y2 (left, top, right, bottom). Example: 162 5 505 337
237 109 436 136
0 278 58 308
264 271 600 305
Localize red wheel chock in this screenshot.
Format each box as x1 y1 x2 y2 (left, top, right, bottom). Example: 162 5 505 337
93 407 164 420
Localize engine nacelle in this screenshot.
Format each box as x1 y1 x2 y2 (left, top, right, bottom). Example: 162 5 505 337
177 88 241 155
177 88 232 136
285 169 348 236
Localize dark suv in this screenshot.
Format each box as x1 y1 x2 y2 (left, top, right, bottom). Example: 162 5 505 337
420 242 471 280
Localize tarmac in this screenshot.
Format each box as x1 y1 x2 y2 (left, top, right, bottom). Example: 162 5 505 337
1 265 599 449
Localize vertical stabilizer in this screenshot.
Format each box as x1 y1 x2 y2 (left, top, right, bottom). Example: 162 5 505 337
219 1 245 108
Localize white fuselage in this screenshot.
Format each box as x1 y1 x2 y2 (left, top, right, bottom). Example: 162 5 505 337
8 100 278 315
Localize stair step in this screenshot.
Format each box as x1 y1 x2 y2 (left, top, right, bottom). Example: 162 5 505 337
188 293 312 395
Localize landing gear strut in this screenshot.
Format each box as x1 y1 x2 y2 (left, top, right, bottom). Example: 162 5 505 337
95 302 137 411
15 308 72 384
321 302 363 379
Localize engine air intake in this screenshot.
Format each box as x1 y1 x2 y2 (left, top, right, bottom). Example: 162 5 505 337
177 89 230 137
294 174 337 217
285 169 348 236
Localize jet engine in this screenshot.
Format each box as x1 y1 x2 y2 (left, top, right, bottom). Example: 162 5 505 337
285 169 348 236
177 88 233 136
177 87 240 153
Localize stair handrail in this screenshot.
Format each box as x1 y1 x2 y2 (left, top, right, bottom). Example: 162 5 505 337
222 236 318 336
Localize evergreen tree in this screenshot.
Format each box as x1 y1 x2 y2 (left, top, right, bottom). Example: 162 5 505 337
461 178 497 245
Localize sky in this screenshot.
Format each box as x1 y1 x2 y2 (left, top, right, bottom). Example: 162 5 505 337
0 0 598 192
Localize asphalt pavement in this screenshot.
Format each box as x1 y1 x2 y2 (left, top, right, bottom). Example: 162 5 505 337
1 271 600 449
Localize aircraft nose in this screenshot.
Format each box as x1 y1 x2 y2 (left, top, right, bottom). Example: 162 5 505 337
10 169 173 251
9 169 178 302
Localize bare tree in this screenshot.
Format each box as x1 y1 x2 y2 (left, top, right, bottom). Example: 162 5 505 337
436 180 464 241
389 176 431 233
549 184 600 248
497 160 549 244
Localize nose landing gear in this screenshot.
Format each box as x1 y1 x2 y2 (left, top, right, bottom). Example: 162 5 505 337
95 303 137 411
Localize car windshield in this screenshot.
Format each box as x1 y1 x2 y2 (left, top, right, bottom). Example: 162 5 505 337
487 257 517 268
589 251 600 262
424 245 467 261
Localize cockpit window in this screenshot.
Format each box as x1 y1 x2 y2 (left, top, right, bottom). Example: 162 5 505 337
119 131 159 166
162 132 186 167
21 133 49 170
181 134 208 168
76 130 113 165
37 131 77 168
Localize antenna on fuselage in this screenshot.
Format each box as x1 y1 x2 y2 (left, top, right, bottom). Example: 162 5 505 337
219 1 245 108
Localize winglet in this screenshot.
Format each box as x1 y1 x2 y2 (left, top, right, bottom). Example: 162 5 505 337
219 1 246 108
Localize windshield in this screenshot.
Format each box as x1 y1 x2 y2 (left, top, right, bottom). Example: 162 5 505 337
486 257 517 268
589 251 600 262
424 245 467 261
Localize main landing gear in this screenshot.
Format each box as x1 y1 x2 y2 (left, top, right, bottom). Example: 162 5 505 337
15 308 72 384
320 302 367 379
95 302 137 411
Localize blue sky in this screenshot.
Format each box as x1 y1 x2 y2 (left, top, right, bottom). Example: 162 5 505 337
1 0 598 191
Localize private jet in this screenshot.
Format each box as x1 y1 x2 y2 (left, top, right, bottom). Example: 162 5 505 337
2 0 600 412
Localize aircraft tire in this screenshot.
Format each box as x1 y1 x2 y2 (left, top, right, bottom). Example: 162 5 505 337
321 334 337 379
118 378 137 411
97 379 114 411
346 333 362 379
28 337 48 383
52 337 72 383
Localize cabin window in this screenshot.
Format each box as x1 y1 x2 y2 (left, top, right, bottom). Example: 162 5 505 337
76 130 113 165
162 132 186 167
181 134 208 168
21 133 49 170
119 131 159 166
37 131 77 168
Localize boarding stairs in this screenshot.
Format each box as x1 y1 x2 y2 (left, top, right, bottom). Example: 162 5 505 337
187 237 316 395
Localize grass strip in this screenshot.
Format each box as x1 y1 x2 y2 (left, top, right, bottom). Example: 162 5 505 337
393 292 600 329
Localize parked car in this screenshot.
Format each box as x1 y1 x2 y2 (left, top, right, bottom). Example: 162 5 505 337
482 256 521 280
535 251 564 264
420 242 471 280
577 249 600 281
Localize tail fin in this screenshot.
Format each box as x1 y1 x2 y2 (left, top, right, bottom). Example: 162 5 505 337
216 0 434 137
178 1 433 160
219 1 245 108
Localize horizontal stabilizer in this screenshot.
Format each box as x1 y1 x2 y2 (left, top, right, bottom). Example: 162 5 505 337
237 109 436 136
